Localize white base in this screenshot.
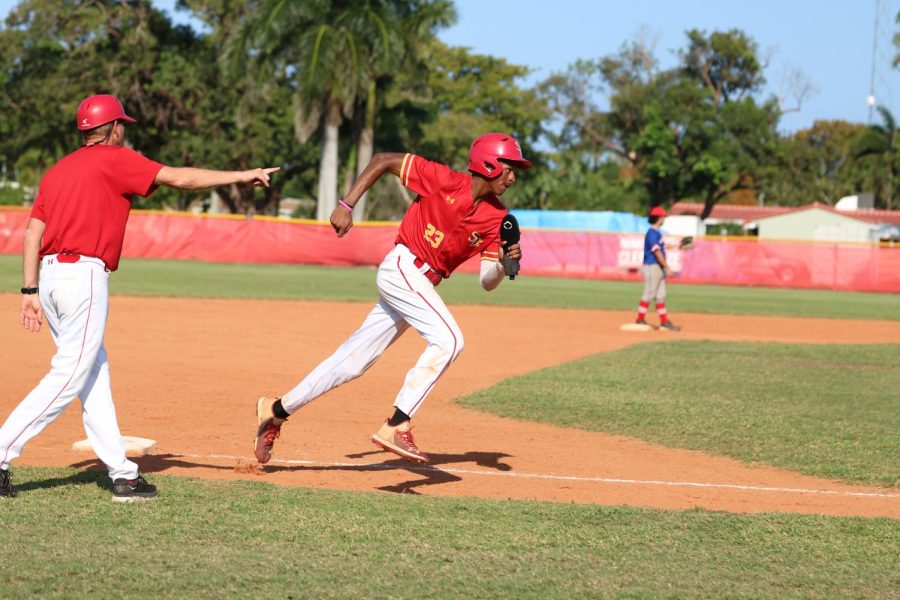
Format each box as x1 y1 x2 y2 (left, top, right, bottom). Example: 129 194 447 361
72 436 156 456
620 323 655 332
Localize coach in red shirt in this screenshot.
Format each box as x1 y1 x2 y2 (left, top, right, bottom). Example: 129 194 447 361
254 133 528 465
0 94 278 502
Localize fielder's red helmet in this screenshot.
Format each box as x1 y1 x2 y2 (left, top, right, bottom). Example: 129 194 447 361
649 206 667 217
76 94 136 131
468 133 532 179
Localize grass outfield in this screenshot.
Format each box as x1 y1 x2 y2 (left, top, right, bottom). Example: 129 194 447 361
0 466 897 599
0 255 897 320
460 341 900 488
2 257 898 596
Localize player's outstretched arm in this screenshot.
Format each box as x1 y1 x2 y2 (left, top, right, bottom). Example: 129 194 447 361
330 153 405 238
155 166 280 190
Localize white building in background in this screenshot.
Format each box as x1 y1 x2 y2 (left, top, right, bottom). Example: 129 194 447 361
670 201 900 242
755 204 880 243
661 215 705 238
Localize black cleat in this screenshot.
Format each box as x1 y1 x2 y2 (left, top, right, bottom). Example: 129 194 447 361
0 468 17 498
112 475 158 503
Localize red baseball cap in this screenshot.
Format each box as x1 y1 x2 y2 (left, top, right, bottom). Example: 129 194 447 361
649 206 667 217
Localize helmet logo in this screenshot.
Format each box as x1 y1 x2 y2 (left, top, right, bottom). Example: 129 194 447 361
81 118 89 125
514 139 522 155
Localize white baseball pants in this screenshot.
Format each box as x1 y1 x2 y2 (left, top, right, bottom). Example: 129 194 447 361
282 244 464 417
641 263 667 302
0 255 138 481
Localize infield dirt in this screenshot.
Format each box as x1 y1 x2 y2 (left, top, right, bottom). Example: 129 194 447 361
1 295 898 518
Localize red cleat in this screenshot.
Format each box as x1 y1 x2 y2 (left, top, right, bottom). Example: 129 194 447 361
254 397 286 464
371 420 429 464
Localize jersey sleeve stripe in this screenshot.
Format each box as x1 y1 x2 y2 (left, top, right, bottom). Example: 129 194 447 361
400 153 414 187
399 153 410 186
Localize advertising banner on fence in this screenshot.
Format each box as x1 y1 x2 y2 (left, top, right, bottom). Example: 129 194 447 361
617 235 685 273
0 209 897 292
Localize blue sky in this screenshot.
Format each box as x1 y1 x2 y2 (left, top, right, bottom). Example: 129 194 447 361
440 0 899 132
2 0 898 133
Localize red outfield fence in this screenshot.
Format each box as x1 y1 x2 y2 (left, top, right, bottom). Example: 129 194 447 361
1 208 898 292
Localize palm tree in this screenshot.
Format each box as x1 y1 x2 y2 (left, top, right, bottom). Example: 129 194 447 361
227 0 457 220
338 2 402 219
853 106 899 209
227 0 399 221
351 0 456 218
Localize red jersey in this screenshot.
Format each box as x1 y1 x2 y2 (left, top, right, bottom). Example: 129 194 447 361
395 154 507 278
30 145 163 271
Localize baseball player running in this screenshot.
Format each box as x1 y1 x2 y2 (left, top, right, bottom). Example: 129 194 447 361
254 133 530 465
0 94 278 502
635 206 680 331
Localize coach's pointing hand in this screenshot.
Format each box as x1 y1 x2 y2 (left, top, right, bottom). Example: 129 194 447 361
241 167 280 188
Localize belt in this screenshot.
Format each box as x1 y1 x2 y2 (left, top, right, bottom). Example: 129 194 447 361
47 253 109 271
413 257 443 286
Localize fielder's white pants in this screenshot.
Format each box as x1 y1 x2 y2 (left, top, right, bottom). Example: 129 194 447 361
0 255 138 481
641 263 667 303
282 244 464 417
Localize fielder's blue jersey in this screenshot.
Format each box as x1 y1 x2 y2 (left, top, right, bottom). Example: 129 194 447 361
643 227 665 265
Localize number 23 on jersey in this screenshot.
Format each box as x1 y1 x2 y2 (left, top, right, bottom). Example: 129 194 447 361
424 223 444 248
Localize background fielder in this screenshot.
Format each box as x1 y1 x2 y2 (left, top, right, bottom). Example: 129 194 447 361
635 205 681 331
254 133 530 465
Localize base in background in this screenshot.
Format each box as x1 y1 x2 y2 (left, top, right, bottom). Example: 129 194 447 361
72 436 157 456
620 323 655 332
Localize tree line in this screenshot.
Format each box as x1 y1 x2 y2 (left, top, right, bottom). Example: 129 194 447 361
1 0 897 219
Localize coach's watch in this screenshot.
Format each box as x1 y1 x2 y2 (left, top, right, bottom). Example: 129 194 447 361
20 287 39 295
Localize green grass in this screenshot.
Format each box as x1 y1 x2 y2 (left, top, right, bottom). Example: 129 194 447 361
460 341 900 488
0 255 896 319
1 257 898 597
0 466 897 599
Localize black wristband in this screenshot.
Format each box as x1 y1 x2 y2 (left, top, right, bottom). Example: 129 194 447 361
20 287 39 295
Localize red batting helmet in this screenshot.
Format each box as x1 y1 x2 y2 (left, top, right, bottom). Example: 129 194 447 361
76 94 136 131
649 206 667 217
468 133 532 179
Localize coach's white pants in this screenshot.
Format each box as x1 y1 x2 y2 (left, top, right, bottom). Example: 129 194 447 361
0 255 138 481
282 244 464 417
